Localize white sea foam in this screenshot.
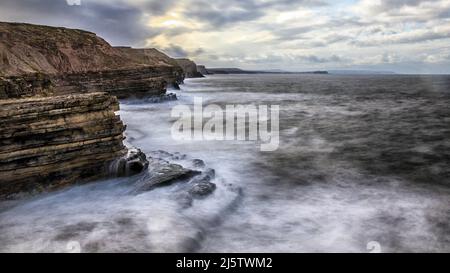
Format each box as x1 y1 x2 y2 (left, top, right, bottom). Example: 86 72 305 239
1 74 449 252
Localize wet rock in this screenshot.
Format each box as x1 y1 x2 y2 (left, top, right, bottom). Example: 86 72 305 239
189 173 213 184
131 158 200 194
203 168 216 179
191 159 205 168
172 152 188 160
152 150 188 161
171 82 181 90
112 148 149 177
188 182 216 198
130 151 217 200
187 172 216 198
144 93 177 103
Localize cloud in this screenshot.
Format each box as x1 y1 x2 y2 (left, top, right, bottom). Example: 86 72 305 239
352 26 450 46
353 0 450 22
0 0 450 73
161 44 205 58
183 0 327 28
296 54 343 63
0 0 174 46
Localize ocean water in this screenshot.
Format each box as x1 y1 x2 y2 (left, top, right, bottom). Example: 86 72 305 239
1 74 449 252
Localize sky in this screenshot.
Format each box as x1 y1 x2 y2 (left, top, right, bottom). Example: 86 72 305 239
1 0 450 73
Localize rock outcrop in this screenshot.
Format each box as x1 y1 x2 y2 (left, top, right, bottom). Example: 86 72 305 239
0 92 127 198
0 73 53 99
130 151 218 207
110 147 149 177
0 22 184 99
196 65 210 75
175 58 204 78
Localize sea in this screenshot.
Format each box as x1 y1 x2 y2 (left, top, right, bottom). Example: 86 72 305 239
1 74 449 252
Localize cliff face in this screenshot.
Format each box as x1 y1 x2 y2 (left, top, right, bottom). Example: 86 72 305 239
114 47 184 89
0 93 127 197
196 65 210 75
53 67 177 99
0 22 183 98
0 22 186 197
175 58 204 78
0 73 53 99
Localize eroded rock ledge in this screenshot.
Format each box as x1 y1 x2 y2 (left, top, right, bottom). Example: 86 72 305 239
0 92 127 198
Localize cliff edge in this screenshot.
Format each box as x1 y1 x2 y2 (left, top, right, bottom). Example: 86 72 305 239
0 22 184 98
175 58 204 78
0 22 188 197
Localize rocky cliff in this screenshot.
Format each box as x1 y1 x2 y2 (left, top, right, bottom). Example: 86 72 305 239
196 65 210 75
0 22 186 198
114 47 184 89
0 22 183 98
0 93 127 198
175 58 204 78
0 73 53 99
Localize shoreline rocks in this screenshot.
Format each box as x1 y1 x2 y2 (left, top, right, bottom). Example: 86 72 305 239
130 151 218 204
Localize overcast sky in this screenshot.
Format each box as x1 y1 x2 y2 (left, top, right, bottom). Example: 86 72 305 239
1 0 450 73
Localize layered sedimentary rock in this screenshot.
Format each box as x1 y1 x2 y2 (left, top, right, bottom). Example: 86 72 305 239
114 47 184 89
0 73 53 99
0 92 127 197
175 58 204 78
0 22 183 99
53 66 178 99
0 22 188 197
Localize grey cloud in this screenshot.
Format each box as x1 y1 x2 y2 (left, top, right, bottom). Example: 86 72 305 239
1 0 449 73
271 26 314 41
368 0 439 11
352 29 450 47
359 0 450 22
183 0 327 28
161 44 205 58
267 17 366 44
0 0 327 44
0 0 175 46
236 53 344 65
162 44 189 58
296 54 343 63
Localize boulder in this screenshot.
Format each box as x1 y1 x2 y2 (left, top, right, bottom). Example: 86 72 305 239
188 182 217 198
111 148 149 177
131 157 200 194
